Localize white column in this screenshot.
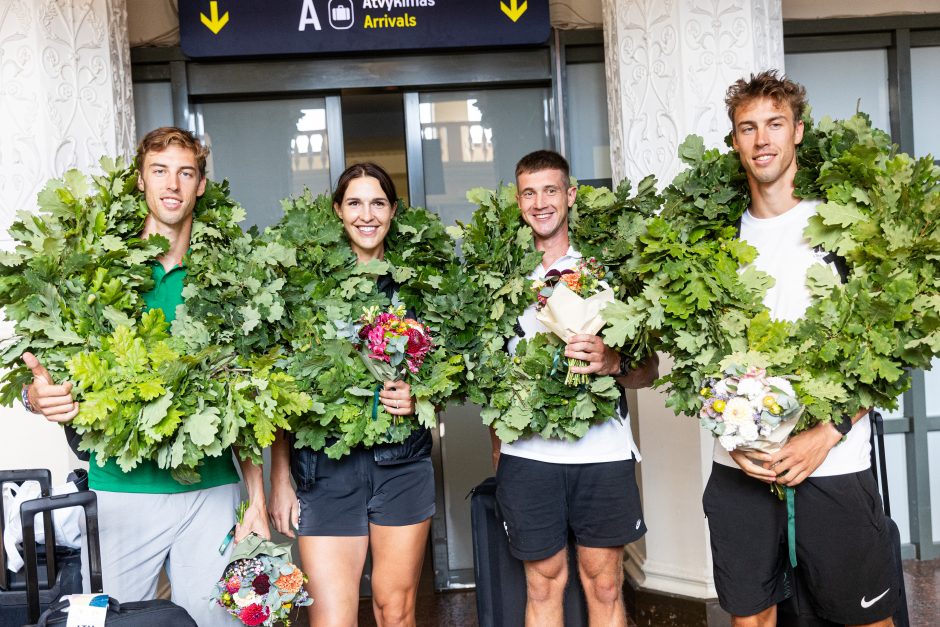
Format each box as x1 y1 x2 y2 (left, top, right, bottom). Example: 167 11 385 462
602 0 784 600
603 0 783 186
0 0 134 482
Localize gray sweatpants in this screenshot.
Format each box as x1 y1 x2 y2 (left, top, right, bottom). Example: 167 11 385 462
80 483 240 626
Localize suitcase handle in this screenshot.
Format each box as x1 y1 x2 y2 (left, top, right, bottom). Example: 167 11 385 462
868 409 891 518
0 469 56 592
21 491 103 623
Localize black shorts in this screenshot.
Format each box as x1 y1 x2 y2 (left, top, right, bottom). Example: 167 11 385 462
703 463 900 624
495 455 646 562
295 447 435 536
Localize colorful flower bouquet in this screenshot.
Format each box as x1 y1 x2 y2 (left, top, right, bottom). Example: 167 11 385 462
352 304 434 382
698 364 802 454
211 507 312 626
532 257 615 385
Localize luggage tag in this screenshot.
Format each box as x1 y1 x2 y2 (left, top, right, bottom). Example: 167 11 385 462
63 593 109 627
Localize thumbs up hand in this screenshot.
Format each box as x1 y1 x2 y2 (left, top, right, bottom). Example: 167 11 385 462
22 352 79 423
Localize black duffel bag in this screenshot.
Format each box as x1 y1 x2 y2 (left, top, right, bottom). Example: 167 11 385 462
20 491 196 627
34 597 196 626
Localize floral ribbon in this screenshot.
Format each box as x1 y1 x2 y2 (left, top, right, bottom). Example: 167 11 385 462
550 346 564 377
371 383 382 421
786 486 797 567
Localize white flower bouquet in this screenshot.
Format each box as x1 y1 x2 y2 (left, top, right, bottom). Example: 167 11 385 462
698 364 802 453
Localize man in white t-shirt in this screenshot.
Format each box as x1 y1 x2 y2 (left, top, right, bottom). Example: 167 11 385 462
703 71 900 627
491 150 659 627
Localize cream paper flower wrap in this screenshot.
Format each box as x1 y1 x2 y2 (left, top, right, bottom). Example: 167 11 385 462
724 410 802 456
535 281 616 342
535 281 615 385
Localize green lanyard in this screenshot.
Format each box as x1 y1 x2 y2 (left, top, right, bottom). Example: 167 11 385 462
786 486 797 567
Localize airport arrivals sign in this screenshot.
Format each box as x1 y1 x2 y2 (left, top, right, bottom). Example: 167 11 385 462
180 0 551 58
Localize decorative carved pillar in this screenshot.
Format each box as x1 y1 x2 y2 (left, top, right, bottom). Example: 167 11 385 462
0 0 135 236
0 0 134 481
603 0 783 185
602 0 783 622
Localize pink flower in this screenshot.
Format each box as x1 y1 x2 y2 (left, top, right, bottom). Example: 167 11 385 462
367 325 390 362
375 312 397 328
225 576 241 594
742 366 767 379
239 603 269 626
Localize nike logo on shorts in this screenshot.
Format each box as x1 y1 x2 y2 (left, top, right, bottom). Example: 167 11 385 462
860 588 890 608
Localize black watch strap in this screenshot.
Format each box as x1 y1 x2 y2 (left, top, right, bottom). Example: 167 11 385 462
617 353 630 376
833 413 853 436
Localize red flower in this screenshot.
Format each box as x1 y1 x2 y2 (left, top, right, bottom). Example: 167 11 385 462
252 573 270 595
405 324 432 372
239 603 269 626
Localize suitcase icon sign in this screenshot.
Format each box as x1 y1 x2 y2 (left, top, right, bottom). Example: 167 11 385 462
329 0 354 29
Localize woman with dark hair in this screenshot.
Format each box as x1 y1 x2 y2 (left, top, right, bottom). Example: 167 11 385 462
268 163 434 627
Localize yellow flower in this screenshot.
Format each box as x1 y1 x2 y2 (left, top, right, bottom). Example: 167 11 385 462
712 399 726 413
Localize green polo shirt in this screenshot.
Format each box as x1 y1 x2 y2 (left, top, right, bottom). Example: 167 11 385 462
87 262 241 493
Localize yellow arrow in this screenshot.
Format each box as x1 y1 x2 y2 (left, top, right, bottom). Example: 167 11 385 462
500 0 527 22
200 1 229 34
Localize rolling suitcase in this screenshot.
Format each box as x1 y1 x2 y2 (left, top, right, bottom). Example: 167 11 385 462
777 410 910 627
470 477 588 627
867 410 910 627
20 490 197 626
0 469 82 626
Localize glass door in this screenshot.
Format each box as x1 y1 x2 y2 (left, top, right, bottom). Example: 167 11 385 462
406 86 553 590
195 85 554 593
196 97 336 228
340 90 409 202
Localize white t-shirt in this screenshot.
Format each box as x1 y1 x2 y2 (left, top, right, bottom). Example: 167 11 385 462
713 199 872 477
501 246 641 465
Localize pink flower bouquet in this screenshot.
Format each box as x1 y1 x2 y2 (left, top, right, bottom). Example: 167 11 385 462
354 304 434 381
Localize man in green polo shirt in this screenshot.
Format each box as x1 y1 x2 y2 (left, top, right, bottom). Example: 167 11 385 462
21 127 268 626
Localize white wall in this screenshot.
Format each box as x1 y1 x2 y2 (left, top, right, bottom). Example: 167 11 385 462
0 0 135 483
602 0 785 599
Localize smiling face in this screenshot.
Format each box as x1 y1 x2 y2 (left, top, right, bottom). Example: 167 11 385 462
334 175 397 262
516 168 577 247
137 144 206 229
732 96 804 190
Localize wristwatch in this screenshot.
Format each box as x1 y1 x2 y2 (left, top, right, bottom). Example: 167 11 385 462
21 384 37 414
616 353 631 376
832 413 853 436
